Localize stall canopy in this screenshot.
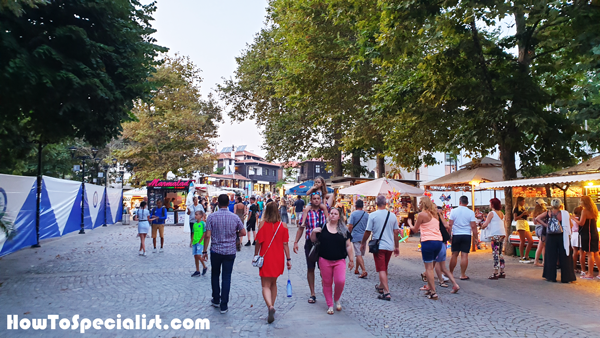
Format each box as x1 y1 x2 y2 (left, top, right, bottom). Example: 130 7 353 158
338 178 424 197
286 180 334 196
424 157 503 190
479 173 600 189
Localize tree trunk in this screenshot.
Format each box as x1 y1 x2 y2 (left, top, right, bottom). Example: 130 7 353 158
499 145 518 256
376 154 385 178
351 149 362 177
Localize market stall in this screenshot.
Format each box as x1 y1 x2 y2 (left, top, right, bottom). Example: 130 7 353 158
123 187 146 213
480 171 600 257
423 157 505 251
338 178 424 225
146 179 193 225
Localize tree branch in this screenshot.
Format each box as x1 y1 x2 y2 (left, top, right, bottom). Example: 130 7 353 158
530 45 568 60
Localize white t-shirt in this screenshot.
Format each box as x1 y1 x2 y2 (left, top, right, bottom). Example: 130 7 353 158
366 209 399 251
449 206 476 236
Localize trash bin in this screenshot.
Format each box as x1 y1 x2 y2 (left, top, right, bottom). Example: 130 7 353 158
122 213 130 225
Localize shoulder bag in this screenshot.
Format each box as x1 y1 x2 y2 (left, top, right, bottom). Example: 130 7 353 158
369 211 391 254
547 211 563 235
252 222 282 268
438 215 451 242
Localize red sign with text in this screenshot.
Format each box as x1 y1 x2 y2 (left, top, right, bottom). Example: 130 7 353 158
146 179 191 189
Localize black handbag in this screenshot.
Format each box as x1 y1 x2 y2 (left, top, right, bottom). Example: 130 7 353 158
369 211 391 254
307 210 324 262
438 216 451 242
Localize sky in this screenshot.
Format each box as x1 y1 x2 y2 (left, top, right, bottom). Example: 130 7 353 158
143 0 269 156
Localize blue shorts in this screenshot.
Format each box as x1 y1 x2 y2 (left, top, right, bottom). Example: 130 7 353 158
435 243 447 263
192 243 204 256
421 241 443 263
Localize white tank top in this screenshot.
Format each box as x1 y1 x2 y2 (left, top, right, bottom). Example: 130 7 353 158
488 211 506 236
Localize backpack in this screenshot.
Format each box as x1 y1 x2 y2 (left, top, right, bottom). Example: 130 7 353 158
546 211 563 235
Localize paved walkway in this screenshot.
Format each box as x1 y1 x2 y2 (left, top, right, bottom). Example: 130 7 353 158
1 222 599 337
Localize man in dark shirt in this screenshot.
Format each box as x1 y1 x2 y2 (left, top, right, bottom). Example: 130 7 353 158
294 195 305 226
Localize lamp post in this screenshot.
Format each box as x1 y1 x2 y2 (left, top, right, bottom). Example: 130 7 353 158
69 146 98 234
103 164 109 227
32 141 44 248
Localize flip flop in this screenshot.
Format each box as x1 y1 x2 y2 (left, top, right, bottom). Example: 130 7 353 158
308 295 316 303
359 272 368 279
451 286 460 294
460 276 470 280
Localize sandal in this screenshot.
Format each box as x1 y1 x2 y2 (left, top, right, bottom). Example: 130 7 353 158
423 290 432 297
359 272 368 279
377 293 391 301
419 285 430 291
327 307 334 315
335 301 342 311
427 292 439 300
438 281 449 288
421 273 427 282
375 284 384 294
488 274 499 280
308 295 316 304
451 286 460 294
354 270 359 275
498 272 506 279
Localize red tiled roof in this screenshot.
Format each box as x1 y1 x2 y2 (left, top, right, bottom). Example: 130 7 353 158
236 159 281 167
218 153 234 160
235 150 263 158
209 174 250 181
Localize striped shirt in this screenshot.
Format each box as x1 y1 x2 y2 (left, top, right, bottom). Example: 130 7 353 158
206 208 244 255
300 207 328 240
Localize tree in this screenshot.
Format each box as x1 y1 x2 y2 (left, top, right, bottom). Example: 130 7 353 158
0 0 166 169
0 0 46 16
220 0 379 176
364 1 600 254
115 55 221 183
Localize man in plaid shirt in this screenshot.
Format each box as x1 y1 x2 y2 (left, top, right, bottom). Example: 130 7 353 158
203 194 246 314
293 192 332 304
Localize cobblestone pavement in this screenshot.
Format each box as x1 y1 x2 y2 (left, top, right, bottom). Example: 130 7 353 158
1 222 600 337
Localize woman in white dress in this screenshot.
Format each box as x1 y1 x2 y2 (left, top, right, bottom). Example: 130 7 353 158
134 201 151 256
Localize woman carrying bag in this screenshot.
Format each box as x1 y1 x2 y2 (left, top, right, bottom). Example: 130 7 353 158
310 208 355 315
253 202 291 324
480 198 506 279
535 199 576 283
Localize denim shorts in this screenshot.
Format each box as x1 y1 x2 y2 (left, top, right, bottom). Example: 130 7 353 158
192 243 204 256
435 243 447 263
421 241 443 263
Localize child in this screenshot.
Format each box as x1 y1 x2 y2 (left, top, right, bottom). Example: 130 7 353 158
190 210 207 277
301 176 331 225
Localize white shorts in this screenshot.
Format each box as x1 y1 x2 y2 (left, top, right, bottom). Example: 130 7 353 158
571 231 581 248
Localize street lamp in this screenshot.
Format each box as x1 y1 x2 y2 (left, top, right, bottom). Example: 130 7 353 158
70 147 98 234
103 163 109 227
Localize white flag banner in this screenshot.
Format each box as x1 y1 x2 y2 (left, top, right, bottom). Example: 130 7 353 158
84 183 105 229
0 174 37 256
106 187 123 224
43 176 80 236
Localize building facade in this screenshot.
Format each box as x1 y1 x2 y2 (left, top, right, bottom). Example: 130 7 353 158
298 159 332 182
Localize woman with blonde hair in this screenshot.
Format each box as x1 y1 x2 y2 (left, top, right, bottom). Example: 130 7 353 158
409 197 459 299
572 196 599 279
254 201 291 323
535 199 576 283
532 199 548 267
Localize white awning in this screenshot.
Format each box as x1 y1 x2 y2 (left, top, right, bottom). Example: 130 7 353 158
255 181 271 185
479 173 600 189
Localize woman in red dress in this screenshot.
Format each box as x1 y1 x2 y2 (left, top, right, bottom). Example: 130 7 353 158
254 201 291 324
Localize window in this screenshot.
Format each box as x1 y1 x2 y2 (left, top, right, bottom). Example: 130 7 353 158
264 169 269 176
273 169 277 176
315 164 321 173
445 154 457 175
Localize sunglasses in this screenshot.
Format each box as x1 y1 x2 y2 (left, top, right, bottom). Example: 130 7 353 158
311 192 322 196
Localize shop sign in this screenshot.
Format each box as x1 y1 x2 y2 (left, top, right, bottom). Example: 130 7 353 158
146 179 191 189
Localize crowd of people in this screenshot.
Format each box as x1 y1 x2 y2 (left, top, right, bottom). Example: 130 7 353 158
130 178 600 324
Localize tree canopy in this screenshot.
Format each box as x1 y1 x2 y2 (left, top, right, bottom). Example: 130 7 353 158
0 0 166 171
115 55 221 183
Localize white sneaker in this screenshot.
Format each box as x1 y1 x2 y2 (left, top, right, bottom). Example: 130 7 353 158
138 250 143 256
142 252 147 257
153 248 157 253
442 274 449 282
159 248 164 253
